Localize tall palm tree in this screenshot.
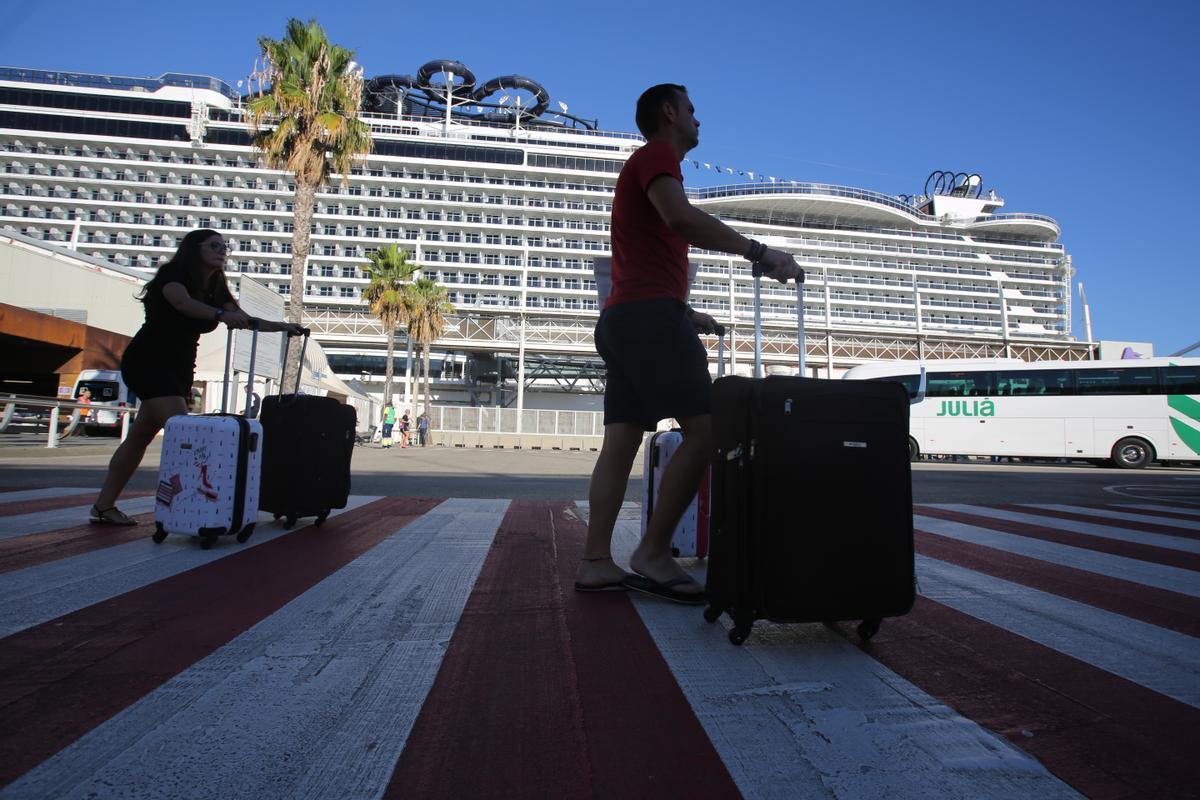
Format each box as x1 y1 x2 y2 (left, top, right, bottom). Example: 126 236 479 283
404 277 455 414
246 17 373 390
361 244 417 405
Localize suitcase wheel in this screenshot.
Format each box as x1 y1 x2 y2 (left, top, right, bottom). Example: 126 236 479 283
284 515 297 530
856 618 881 642
199 535 217 550
670 546 680 557
314 511 329 527
728 626 750 646
236 523 256 544
273 513 283 521
152 522 168 544
703 605 722 624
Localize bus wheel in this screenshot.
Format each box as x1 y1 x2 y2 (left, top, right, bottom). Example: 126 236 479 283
1112 437 1154 469
908 437 920 462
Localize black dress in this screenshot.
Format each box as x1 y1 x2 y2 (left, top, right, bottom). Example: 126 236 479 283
121 263 222 401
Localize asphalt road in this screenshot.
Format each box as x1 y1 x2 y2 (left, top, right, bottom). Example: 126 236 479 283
2 437 1197 506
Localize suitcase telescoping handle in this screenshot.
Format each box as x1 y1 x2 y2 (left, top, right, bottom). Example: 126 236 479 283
751 262 805 379
282 328 310 396
714 322 727 379
221 320 260 415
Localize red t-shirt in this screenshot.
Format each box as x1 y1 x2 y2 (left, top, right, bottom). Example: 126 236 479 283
606 139 689 307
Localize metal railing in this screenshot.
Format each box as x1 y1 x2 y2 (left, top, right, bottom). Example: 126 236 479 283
425 405 603 449
0 395 134 448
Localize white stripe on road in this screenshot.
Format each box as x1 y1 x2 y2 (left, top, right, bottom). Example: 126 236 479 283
3 499 508 800
936 504 1200 554
1115 503 1200 519
1021 504 1200 532
0 495 158 539
0 496 381 638
914 514 1200 598
600 504 1079 800
917 554 1200 709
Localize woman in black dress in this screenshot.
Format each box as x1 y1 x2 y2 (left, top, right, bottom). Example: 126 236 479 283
90 229 304 525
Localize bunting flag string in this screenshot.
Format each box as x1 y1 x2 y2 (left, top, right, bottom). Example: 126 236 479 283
686 155 784 185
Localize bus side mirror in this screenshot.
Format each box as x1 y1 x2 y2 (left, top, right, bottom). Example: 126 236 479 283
911 368 927 405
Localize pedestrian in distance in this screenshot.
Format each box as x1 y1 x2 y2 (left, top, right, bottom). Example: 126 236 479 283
576 84 802 602
90 229 305 525
399 409 411 448
380 401 396 449
416 410 430 447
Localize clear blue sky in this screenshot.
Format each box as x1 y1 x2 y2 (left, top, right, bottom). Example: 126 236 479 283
3 0 1197 355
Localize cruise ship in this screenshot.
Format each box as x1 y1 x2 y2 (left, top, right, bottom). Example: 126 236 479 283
0 61 1088 411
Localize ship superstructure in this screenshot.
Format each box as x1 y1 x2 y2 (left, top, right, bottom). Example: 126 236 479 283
0 61 1086 406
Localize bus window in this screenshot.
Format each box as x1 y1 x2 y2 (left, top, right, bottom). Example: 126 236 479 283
870 374 920 398
1075 367 1158 395
996 368 1074 396
74 380 120 402
1162 365 1200 394
926 371 994 397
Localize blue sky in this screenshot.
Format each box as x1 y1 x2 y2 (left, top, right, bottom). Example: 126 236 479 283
3 0 1197 355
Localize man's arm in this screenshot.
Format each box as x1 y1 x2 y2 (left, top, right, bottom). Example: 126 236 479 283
646 176 801 283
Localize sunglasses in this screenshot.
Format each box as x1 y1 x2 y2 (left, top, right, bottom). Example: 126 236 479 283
206 240 229 253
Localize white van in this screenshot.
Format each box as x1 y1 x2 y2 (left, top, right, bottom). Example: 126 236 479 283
71 369 137 435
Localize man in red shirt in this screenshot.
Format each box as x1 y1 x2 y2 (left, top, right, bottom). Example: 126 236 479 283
576 84 801 602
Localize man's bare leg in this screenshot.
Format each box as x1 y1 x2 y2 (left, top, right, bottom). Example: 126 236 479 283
577 422 643 588
629 413 711 594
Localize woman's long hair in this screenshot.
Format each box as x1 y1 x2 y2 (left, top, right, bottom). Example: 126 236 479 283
137 228 234 306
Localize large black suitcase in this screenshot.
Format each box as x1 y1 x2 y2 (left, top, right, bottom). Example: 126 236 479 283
259 332 357 528
704 267 917 645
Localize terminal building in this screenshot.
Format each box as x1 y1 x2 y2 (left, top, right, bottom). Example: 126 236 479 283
0 61 1090 412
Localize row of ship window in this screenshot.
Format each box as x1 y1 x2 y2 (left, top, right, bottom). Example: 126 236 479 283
2 202 1059 284
1 143 618 197
0 144 1062 259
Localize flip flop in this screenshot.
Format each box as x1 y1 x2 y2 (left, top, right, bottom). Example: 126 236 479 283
623 574 707 605
574 575 633 593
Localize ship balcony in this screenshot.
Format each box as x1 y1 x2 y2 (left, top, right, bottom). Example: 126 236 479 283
964 213 1060 240
689 182 931 227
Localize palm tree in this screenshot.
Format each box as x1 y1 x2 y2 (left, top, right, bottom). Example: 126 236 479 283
246 17 373 390
361 244 417 405
404 277 455 414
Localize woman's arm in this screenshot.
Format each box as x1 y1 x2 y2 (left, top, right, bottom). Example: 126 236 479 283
216 297 306 335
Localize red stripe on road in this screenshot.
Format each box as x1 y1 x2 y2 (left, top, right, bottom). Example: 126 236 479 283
1103 504 1200 523
0 490 153 518
916 505 1200 571
0 514 154 575
915 530 1200 638
864 597 1200 800
386 500 739 799
0 496 441 789
994 503 1200 538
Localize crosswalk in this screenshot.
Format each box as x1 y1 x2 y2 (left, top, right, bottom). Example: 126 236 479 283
0 487 1196 798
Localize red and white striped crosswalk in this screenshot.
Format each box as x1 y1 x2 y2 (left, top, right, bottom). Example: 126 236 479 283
0 489 1196 798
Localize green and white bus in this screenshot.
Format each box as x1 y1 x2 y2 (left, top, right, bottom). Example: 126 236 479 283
842 358 1200 469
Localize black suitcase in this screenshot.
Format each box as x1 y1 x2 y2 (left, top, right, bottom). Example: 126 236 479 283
258 332 357 528
704 266 917 645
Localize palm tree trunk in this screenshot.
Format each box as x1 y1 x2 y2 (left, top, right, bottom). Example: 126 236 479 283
404 332 414 409
422 343 431 415
283 179 316 391
383 327 395 405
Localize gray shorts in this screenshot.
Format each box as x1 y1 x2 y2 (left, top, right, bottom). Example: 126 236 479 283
594 298 711 430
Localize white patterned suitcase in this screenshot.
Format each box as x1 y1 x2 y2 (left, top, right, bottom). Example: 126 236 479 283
153 415 262 547
642 429 709 558
152 326 263 549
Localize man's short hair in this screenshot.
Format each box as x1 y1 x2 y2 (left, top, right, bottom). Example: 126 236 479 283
635 84 687 137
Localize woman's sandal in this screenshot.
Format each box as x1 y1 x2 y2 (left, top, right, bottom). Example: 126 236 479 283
89 504 138 526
